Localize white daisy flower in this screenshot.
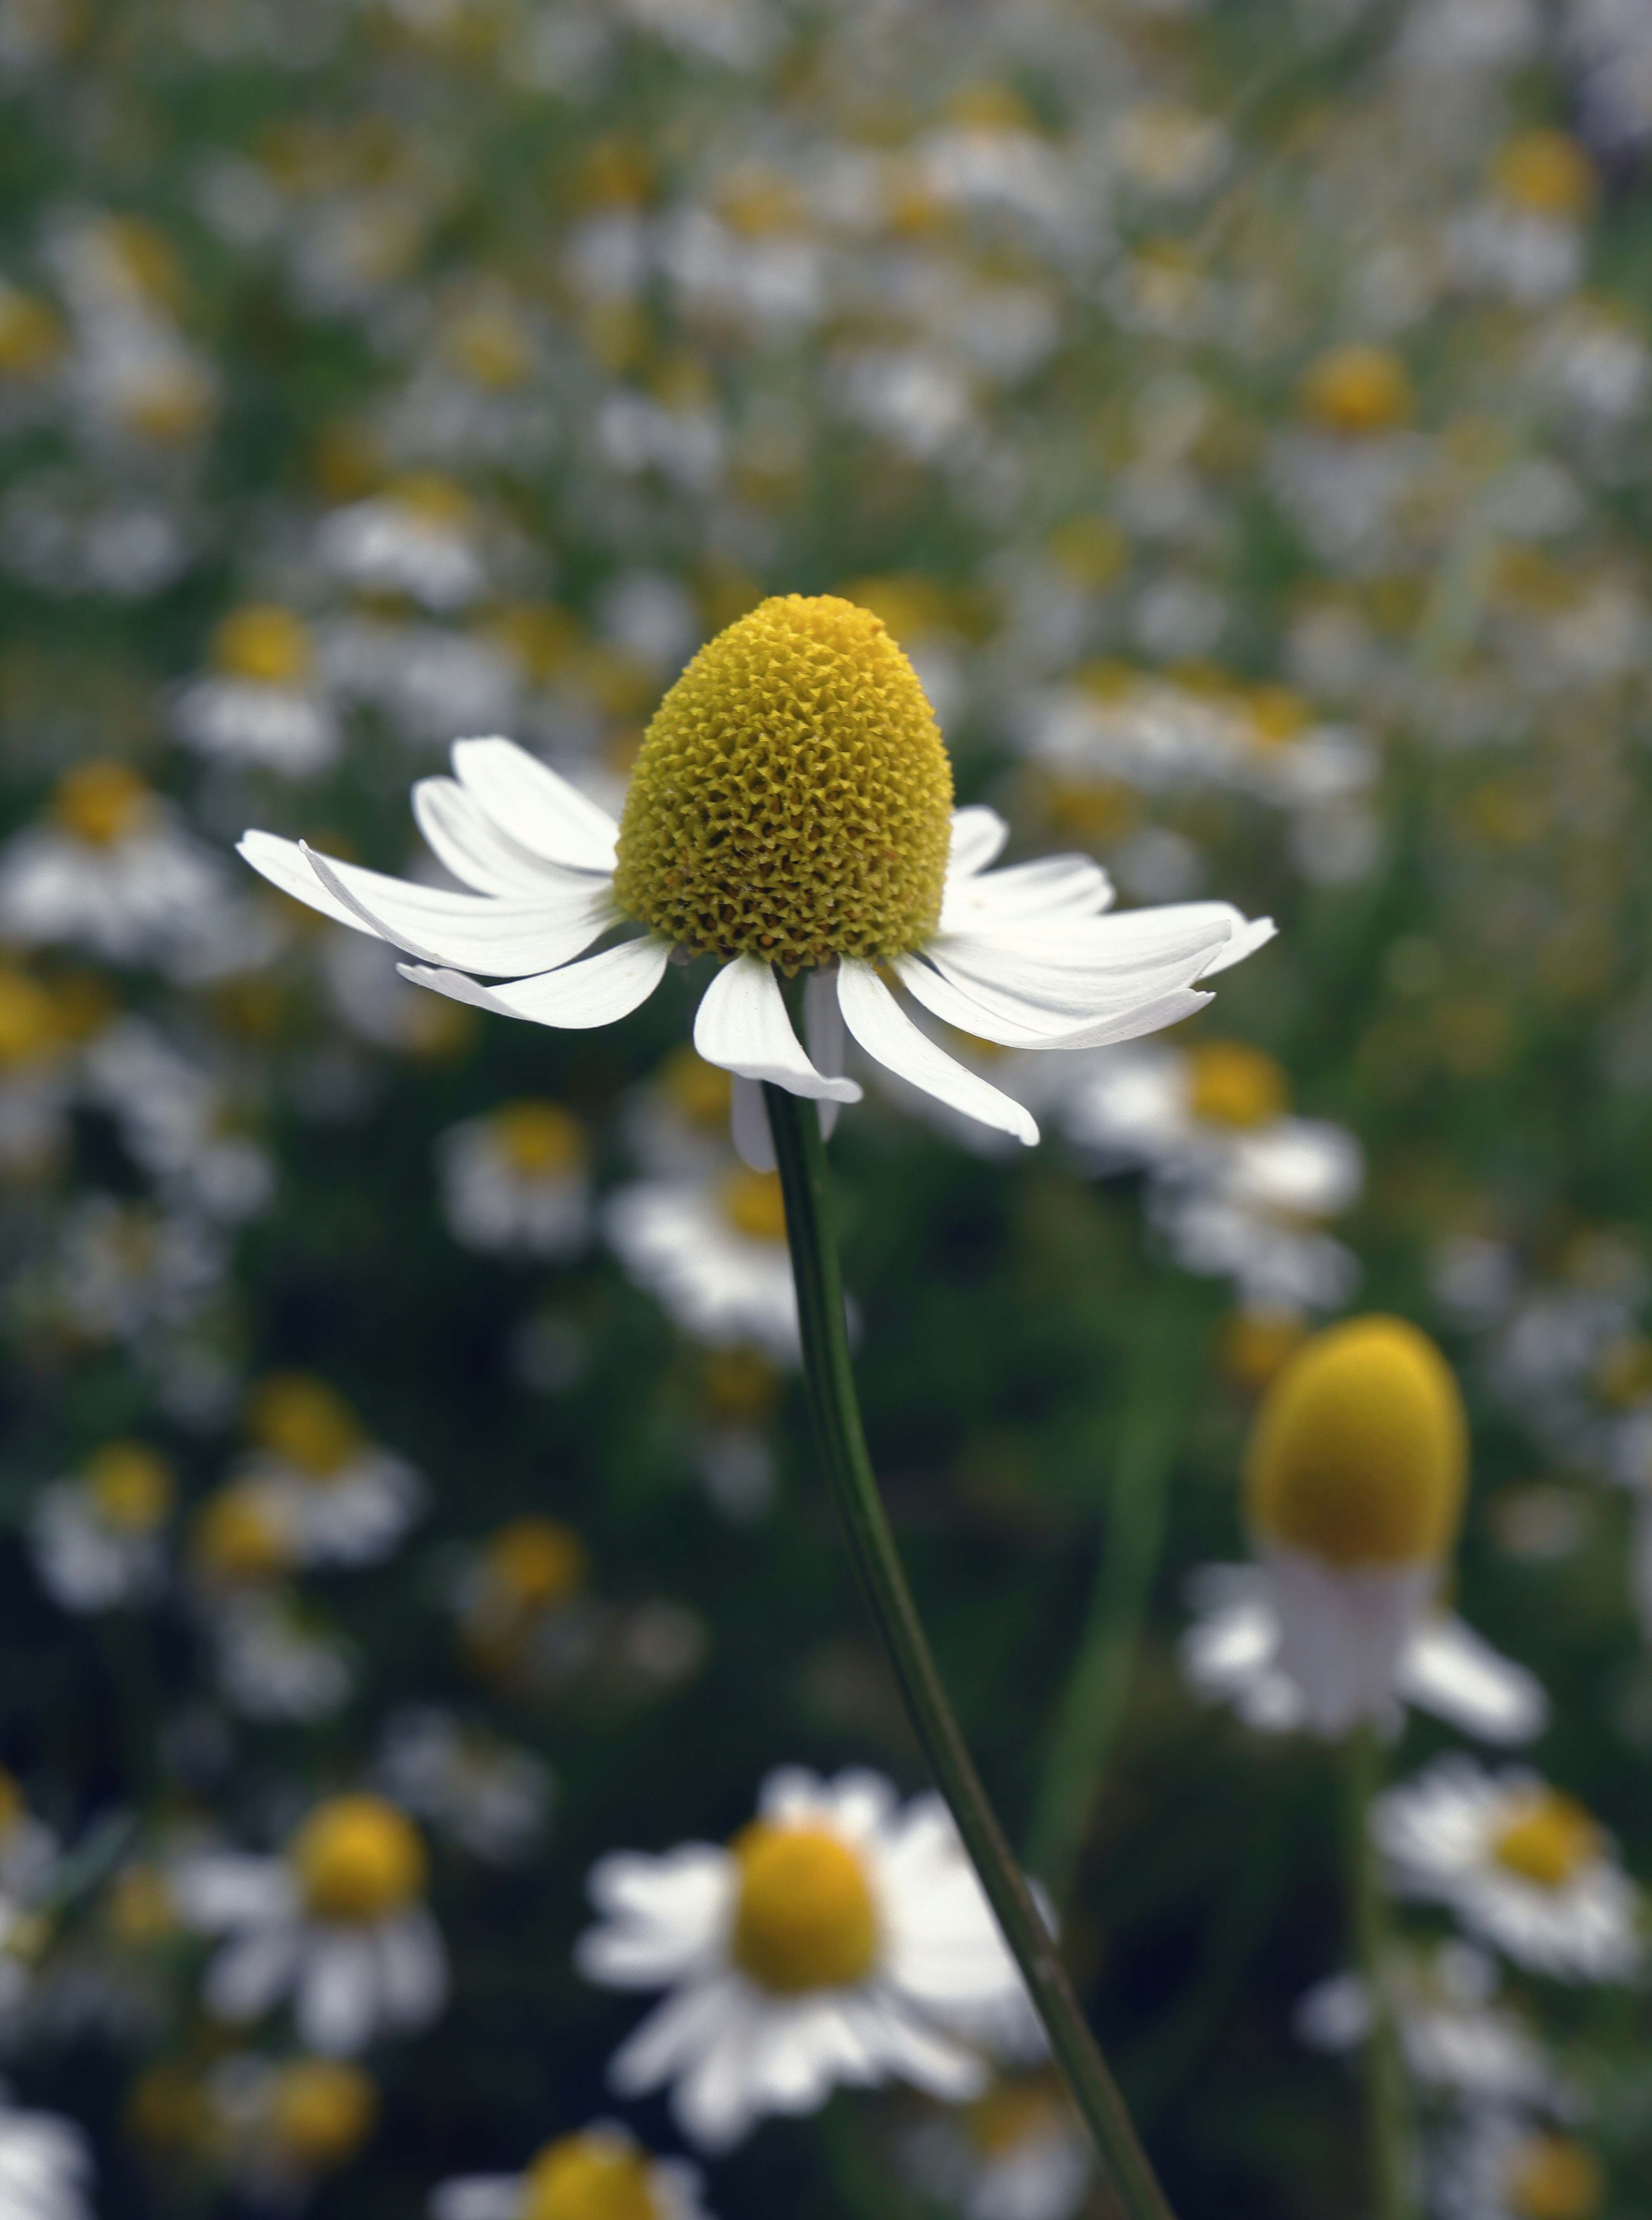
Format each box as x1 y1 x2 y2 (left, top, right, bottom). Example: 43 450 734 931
171 604 338 775
209 1589 356 1722
0 963 73 1181
239 595 1272 1175
450 1516 596 1689
175 1795 448 2054
374 1707 552 1865
1430 2115 1605 2220
903 2076 1092 2220
1295 1941 1553 2110
205 2053 379 2203
46 1196 225 1347
1372 1756 1645 1984
0 2085 94 2220
1180 1564 1548 1744
691 1346 783 1522
575 1765 1032 2154
1242 1316 1469 1738
605 1165 802 1360
82 1017 273 1224
314 475 487 610
1448 133 1596 310
431 2121 712 2220
28 1440 175 1613
436 1099 591 1258
233 1373 425 1568
622 1046 737 1178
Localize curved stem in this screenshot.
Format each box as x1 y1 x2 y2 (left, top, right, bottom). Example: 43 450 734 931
1345 1725 1413 2220
764 1084 1175 2220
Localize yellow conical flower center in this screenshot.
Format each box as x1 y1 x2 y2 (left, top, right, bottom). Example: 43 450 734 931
719 1168 789 1244
1186 1040 1289 1129
1508 2134 1604 2220
1492 1791 1603 1890
54 761 153 846
484 1517 589 1608
0 969 59 1068
85 1442 175 1534
656 1045 733 1130
521 2134 660 2220
1299 345 1413 436
248 1374 364 1480
1245 1316 1467 1567
491 1100 586 1177
700 1347 781 1424
966 2078 1067 2158
612 595 954 972
291 1797 426 1923
191 1485 293 1584
1494 131 1596 218
212 605 314 686
0 287 62 376
729 1821 880 1994
268 2061 378 2171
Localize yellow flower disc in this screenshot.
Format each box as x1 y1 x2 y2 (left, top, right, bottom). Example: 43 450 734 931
248 1373 363 1479
491 1100 586 1178
612 594 954 972
1299 345 1413 436
718 1168 789 1245
268 2061 379 2172
966 2078 1066 2158
1186 1040 1289 1129
700 1347 781 1424
521 2133 660 2220
1508 2134 1605 2220
0 969 59 1069
1492 1790 1602 1891
1245 1316 1467 1568
1494 130 1596 219
0 289 62 377
85 1442 176 1533
655 1045 733 1130
730 1821 880 1994
291 1796 427 1923
53 762 153 847
212 605 314 686
191 1485 293 1584
483 1517 589 1608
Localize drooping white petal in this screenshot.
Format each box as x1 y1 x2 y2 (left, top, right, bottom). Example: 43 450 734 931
296 1931 380 2054
730 1075 776 1172
947 805 1010 880
451 737 619 872
923 925 1216 1027
940 851 1113 933
400 935 673 1028
1147 902 1278 977
1398 1617 1549 1745
838 961 1037 1146
413 776 604 898
694 955 862 1105
299 844 616 975
804 968 846 1141
904 947 1212 1050
238 830 383 932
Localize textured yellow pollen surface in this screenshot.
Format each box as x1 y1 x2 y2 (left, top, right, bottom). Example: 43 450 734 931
249 1373 364 1479
612 594 954 971
213 605 314 685
1245 1315 1467 1567
492 1100 586 1177
292 1796 426 1922
1492 1791 1602 1890
85 1442 176 1533
730 1821 880 1994
522 2134 660 2220
719 1168 790 1245
1186 1039 1289 1129
269 2062 378 2170
1509 2134 1605 2220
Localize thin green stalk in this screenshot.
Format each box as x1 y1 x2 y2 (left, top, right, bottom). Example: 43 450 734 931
764 1084 1175 2220
1345 1725 1413 2220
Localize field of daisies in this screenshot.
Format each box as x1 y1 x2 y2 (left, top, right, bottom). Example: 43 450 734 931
3 0 1652 2215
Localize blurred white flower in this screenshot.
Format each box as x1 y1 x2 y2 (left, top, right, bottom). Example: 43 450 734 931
1295 1940 1553 2109
432 2121 712 2220
28 1440 175 1613
375 1708 552 1865
0 2086 93 2220
437 1100 591 1258
171 605 338 775
902 2075 1091 2220
231 1373 425 1569
605 1166 802 1359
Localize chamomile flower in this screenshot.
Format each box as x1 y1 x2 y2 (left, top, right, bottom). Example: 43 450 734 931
171 604 339 775
1372 1756 1644 1983
0 2087 94 2220
28 1440 176 1613
314 475 487 610
431 2122 712 2220
233 1373 425 1568
451 1517 595 1688
1295 1941 1552 2109
436 1099 591 1258
903 2075 1091 2220
175 1795 447 2053
1242 1316 1469 1737
1431 2116 1606 2220
205 2054 379 2206
1180 1565 1548 1744
0 963 73 1179
575 1765 1031 2153
374 1707 552 1865
239 596 1272 1171
208 1590 356 1723
605 1165 802 1359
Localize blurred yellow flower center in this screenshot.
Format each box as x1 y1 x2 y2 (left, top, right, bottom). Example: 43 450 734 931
0 1767 24 1838
719 1168 789 1244
109 1865 176 1944
1217 1308 1309 1395
1492 1791 1603 1890
612 595 954 972
389 472 473 529
1246 684 1312 749
0 287 62 376
192 1485 293 1584
522 2133 660 2220
0 968 59 1068
492 1100 586 1177
1245 1316 1467 1567
1186 1040 1289 1129
730 1822 880 1993
249 1373 364 1479
657 1045 734 1129
268 2061 379 2171
1508 2134 1605 2220
484 1517 589 1608
85 1442 176 1533
701 1346 781 1424
966 2079 1066 2158
1494 131 1596 218
123 364 214 444
54 761 153 846
292 1796 426 1922
213 605 314 686
1300 345 1413 436
445 305 532 389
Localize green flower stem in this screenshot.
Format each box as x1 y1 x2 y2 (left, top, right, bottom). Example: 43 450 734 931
764 1084 1175 2220
1345 1724 1414 2220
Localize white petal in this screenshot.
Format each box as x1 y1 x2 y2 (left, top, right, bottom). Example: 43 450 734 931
204 1927 300 2022
730 1075 776 1172
238 829 378 932
413 777 602 898
430 2180 526 2220
940 852 1113 932
899 951 1212 1051
694 955 862 1105
804 968 845 1141
947 806 1010 879
297 1932 380 2054
451 737 619 872
300 843 615 975
400 936 672 1029
1398 1617 1549 1745
1148 902 1277 977
608 1979 736 2097
838 961 1037 1146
